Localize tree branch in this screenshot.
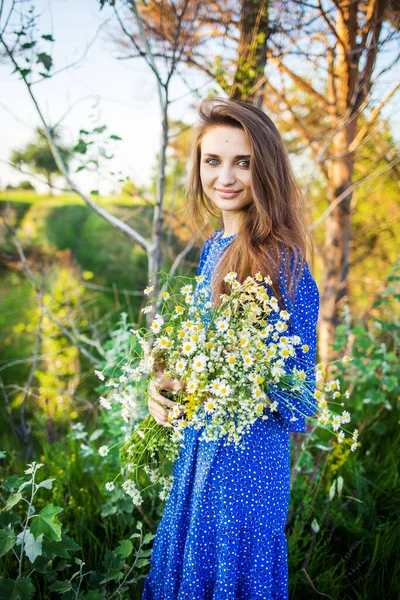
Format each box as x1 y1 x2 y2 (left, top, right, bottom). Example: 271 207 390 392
2 214 100 363
0 35 151 251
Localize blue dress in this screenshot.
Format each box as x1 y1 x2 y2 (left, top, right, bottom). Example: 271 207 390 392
142 230 320 600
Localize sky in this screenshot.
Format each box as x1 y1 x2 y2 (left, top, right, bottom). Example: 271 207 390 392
0 0 398 196
0 0 210 194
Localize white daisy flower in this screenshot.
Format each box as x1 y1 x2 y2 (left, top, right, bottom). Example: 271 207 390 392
94 369 105 381
98 445 109 457
223 271 237 284
192 353 208 373
144 286 154 295
204 400 215 414
175 358 187 374
218 382 231 397
105 482 115 491
186 378 199 393
341 410 351 423
99 396 112 410
181 284 193 295
181 340 197 356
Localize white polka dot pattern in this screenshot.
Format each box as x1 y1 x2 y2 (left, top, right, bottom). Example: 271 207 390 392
142 229 319 599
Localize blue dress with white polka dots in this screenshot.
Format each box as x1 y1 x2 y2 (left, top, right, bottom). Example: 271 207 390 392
142 229 320 599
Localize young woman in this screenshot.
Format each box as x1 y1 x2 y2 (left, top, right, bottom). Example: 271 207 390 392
142 97 320 599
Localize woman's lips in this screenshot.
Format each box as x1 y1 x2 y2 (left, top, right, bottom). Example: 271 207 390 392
215 189 242 199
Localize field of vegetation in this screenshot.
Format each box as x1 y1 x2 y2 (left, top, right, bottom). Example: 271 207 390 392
0 191 399 599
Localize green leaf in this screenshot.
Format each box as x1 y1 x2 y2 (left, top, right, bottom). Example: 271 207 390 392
0 578 35 599
143 533 155 544
0 528 16 557
4 493 23 511
89 428 104 442
42 533 80 559
73 139 88 154
2 475 27 492
36 478 55 491
75 165 85 173
30 504 63 541
135 558 150 568
36 52 53 72
114 539 133 558
110 134 122 141
93 125 107 134
48 580 72 592
16 529 44 563
41 34 55 42
21 41 37 49
18 68 32 78
90 190 99 196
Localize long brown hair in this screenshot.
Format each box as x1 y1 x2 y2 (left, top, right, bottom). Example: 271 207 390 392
184 97 314 309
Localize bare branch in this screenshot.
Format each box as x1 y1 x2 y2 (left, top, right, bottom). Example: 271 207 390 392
0 36 150 251
310 156 400 231
349 82 400 152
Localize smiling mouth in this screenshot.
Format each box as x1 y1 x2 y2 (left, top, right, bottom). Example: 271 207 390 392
215 189 242 197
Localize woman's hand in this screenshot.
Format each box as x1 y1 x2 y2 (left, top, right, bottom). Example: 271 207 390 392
148 376 185 427
143 340 185 426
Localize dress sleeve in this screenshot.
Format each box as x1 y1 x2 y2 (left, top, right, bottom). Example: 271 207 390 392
197 232 218 276
266 253 320 433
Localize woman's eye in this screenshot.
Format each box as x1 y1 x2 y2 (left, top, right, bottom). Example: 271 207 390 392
239 160 250 168
206 158 219 165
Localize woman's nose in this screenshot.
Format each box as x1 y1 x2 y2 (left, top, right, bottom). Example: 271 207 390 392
217 165 236 186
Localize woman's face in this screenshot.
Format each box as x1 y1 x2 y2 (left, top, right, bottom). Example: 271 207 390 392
199 125 253 216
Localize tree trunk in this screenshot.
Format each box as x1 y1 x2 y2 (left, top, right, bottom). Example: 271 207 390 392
148 95 169 326
230 0 269 104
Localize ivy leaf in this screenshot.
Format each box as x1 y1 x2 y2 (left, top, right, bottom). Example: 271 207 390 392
114 539 133 558
18 68 32 79
30 504 63 541
0 578 35 599
4 493 23 511
73 139 88 154
16 529 44 563
36 478 56 491
2 475 28 492
41 34 55 42
36 52 53 72
42 533 80 559
21 41 37 49
93 125 107 134
0 528 17 557
48 580 72 592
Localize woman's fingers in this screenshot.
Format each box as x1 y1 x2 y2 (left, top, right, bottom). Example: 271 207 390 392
148 378 185 426
147 396 172 426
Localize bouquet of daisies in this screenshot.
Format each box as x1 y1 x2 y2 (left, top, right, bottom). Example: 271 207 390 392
108 270 358 503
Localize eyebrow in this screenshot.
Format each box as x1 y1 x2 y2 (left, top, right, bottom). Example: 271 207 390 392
203 153 250 159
